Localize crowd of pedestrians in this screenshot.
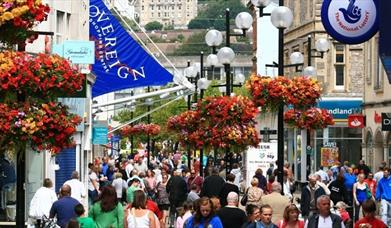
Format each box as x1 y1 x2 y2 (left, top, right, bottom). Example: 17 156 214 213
26 148 391 228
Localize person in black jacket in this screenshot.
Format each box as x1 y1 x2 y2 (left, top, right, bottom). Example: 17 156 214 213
201 167 225 198
328 173 347 205
300 174 326 220
166 169 188 227
305 195 344 228
219 174 240 207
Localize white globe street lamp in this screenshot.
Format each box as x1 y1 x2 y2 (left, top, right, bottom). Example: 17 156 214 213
206 54 219 67
184 66 197 78
217 47 235 65
290 52 304 65
235 12 253 30
315 38 330 53
303 66 317 77
205 29 223 47
197 78 210 90
271 6 293 29
234 73 246 84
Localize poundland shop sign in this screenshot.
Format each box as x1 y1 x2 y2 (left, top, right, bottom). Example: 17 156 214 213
318 98 362 120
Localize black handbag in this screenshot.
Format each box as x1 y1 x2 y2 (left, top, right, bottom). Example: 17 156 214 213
240 188 249 206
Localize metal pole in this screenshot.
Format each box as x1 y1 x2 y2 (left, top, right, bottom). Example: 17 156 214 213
186 60 192 169
306 35 312 177
225 8 231 177
199 51 204 177
147 86 151 168
277 0 285 195
226 8 230 47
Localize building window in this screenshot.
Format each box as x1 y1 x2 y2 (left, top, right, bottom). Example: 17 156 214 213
374 37 383 90
334 44 345 90
56 10 65 43
142 5 144 10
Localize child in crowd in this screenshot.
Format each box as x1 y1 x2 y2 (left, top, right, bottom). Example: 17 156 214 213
176 201 193 228
335 201 350 223
74 204 94 228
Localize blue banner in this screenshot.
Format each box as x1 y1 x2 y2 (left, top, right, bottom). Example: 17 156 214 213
89 0 173 97
379 0 391 83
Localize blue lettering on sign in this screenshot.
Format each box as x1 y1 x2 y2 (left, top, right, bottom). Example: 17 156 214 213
339 0 362 24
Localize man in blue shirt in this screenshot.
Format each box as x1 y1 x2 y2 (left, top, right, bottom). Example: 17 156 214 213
343 167 356 206
375 167 391 226
50 184 79 228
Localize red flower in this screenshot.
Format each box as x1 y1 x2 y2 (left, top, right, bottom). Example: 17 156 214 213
284 108 334 129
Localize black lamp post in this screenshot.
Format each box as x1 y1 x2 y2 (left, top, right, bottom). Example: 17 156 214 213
205 8 252 177
269 0 294 193
146 87 153 168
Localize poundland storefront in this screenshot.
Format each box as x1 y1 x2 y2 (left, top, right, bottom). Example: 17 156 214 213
313 97 363 170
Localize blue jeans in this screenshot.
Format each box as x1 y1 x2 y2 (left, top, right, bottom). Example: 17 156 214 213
88 189 98 206
380 199 391 226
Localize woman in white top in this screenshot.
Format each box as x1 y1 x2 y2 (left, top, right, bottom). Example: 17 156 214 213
29 178 57 225
88 165 100 206
124 189 159 228
112 172 127 202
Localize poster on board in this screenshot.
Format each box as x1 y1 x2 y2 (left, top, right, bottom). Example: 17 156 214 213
320 147 339 167
246 143 278 188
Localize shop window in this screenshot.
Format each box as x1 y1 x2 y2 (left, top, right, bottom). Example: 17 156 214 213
334 44 345 90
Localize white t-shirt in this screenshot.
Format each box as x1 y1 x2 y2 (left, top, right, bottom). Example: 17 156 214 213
125 163 134 179
63 179 86 203
29 187 57 218
88 171 99 191
112 178 127 198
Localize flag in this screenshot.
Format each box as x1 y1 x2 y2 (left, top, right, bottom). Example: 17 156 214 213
89 0 173 97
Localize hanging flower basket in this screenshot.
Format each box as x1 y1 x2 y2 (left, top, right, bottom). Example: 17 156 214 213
0 102 82 154
0 51 85 99
167 110 206 148
284 108 334 129
0 0 50 45
121 123 161 137
246 74 322 111
167 96 260 150
286 76 322 110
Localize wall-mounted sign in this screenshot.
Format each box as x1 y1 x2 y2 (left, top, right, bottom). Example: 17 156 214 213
92 126 108 145
348 114 365 128
318 98 362 120
321 0 379 44
382 113 391 131
53 41 95 64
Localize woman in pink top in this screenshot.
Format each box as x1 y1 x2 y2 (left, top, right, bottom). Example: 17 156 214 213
176 201 193 228
277 204 304 228
145 169 157 199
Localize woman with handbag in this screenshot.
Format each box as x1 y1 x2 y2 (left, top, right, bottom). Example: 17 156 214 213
246 178 263 207
353 173 373 222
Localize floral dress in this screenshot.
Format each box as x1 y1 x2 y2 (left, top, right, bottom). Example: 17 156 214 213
156 181 170 210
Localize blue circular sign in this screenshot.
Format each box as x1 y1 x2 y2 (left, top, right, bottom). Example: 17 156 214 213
321 0 379 44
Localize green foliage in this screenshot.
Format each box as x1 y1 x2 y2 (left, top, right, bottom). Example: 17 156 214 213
145 21 163 31
177 34 185 42
172 31 211 56
164 24 175 30
188 0 249 30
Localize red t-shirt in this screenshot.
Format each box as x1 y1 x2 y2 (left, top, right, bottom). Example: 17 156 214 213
146 199 162 220
364 179 377 196
354 217 387 228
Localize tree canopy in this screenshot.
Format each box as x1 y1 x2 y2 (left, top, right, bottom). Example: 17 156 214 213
188 0 250 30
145 21 163 31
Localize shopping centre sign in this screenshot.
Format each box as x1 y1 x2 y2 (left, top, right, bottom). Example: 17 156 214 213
321 0 379 44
